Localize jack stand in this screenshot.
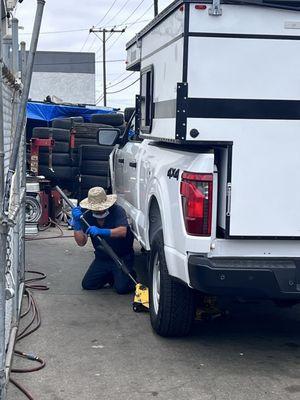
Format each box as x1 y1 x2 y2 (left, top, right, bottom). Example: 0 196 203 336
195 295 228 321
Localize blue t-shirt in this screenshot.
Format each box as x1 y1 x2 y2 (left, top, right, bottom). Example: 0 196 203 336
82 204 134 260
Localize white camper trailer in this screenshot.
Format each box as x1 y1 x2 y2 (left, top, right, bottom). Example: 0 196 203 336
99 0 300 337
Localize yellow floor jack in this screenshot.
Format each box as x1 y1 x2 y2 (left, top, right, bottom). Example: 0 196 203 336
133 284 149 312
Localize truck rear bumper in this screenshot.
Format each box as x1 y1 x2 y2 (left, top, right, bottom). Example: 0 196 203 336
188 256 300 299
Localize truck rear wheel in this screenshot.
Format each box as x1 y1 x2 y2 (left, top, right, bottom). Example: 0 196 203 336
149 231 194 337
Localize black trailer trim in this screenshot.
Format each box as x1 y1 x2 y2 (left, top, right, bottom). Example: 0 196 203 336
188 32 300 40
176 83 188 140
154 97 300 120
182 2 190 83
187 98 300 120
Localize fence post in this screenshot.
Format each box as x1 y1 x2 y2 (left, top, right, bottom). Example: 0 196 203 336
0 0 7 397
19 42 26 284
11 17 20 322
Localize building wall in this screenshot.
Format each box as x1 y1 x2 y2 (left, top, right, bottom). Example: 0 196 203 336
30 71 95 104
28 51 95 105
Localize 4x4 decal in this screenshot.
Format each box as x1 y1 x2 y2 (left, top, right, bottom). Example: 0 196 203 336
167 168 180 180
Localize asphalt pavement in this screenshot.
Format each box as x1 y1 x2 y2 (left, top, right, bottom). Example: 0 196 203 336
7 228 300 400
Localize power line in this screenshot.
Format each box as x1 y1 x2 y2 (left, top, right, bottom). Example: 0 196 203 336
96 95 104 105
95 0 119 27
106 32 123 52
119 0 148 25
107 72 135 89
22 28 89 35
111 18 151 28
104 0 132 26
130 3 154 25
86 35 98 52
80 33 91 52
34 59 125 66
21 19 151 36
107 77 140 94
106 2 153 53
96 76 139 103
107 70 129 84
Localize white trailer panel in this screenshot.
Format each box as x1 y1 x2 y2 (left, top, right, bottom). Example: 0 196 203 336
188 36 300 100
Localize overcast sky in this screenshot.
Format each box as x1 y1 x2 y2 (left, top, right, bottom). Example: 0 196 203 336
15 0 172 109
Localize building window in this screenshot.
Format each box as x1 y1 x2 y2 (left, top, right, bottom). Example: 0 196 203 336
140 66 153 133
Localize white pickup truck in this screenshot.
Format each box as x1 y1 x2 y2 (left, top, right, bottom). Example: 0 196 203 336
98 0 300 337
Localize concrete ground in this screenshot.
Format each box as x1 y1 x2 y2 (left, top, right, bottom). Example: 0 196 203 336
8 228 300 400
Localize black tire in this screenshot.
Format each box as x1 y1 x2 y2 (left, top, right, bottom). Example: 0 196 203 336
73 123 111 139
149 230 194 337
80 174 109 188
80 145 113 161
75 138 97 147
74 132 97 140
81 160 109 175
124 107 135 123
70 153 79 167
91 113 124 126
32 127 70 142
52 117 84 129
38 165 75 180
39 141 70 153
39 153 71 166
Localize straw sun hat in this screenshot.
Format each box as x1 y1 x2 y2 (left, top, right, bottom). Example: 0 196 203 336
79 187 117 211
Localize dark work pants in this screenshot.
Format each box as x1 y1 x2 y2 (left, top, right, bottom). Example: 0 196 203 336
81 254 135 294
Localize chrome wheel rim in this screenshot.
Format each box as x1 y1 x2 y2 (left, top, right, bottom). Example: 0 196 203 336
152 252 160 315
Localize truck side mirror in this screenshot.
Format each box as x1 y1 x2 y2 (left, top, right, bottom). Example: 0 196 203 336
97 128 120 146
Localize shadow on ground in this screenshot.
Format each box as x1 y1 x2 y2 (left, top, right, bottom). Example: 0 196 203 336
7 230 300 400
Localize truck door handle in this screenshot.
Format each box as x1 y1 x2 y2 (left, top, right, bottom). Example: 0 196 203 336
118 158 124 164
129 161 137 168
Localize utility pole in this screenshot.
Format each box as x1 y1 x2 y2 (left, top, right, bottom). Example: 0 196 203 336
89 27 125 107
154 0 158 16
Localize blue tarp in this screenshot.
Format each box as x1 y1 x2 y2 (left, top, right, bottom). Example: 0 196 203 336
27 101 115 123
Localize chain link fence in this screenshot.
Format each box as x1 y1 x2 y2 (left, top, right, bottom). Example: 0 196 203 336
0 7 27 399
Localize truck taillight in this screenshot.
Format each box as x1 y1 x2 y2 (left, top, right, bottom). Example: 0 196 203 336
180 172 213 236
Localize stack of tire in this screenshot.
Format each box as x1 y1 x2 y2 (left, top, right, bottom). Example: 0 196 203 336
90 113 125 134
73 113 125 200
52 116 84 130
71 122 109 157
78 145 114 200
33 117 84 190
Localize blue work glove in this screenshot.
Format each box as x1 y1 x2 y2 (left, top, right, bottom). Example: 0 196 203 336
86 226 111 238
72 206 83 221
70 206 83 231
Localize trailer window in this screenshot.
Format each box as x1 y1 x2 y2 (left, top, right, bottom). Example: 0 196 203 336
140 66 153 133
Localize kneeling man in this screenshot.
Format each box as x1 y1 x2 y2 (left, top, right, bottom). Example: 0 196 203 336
71 187 135 294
